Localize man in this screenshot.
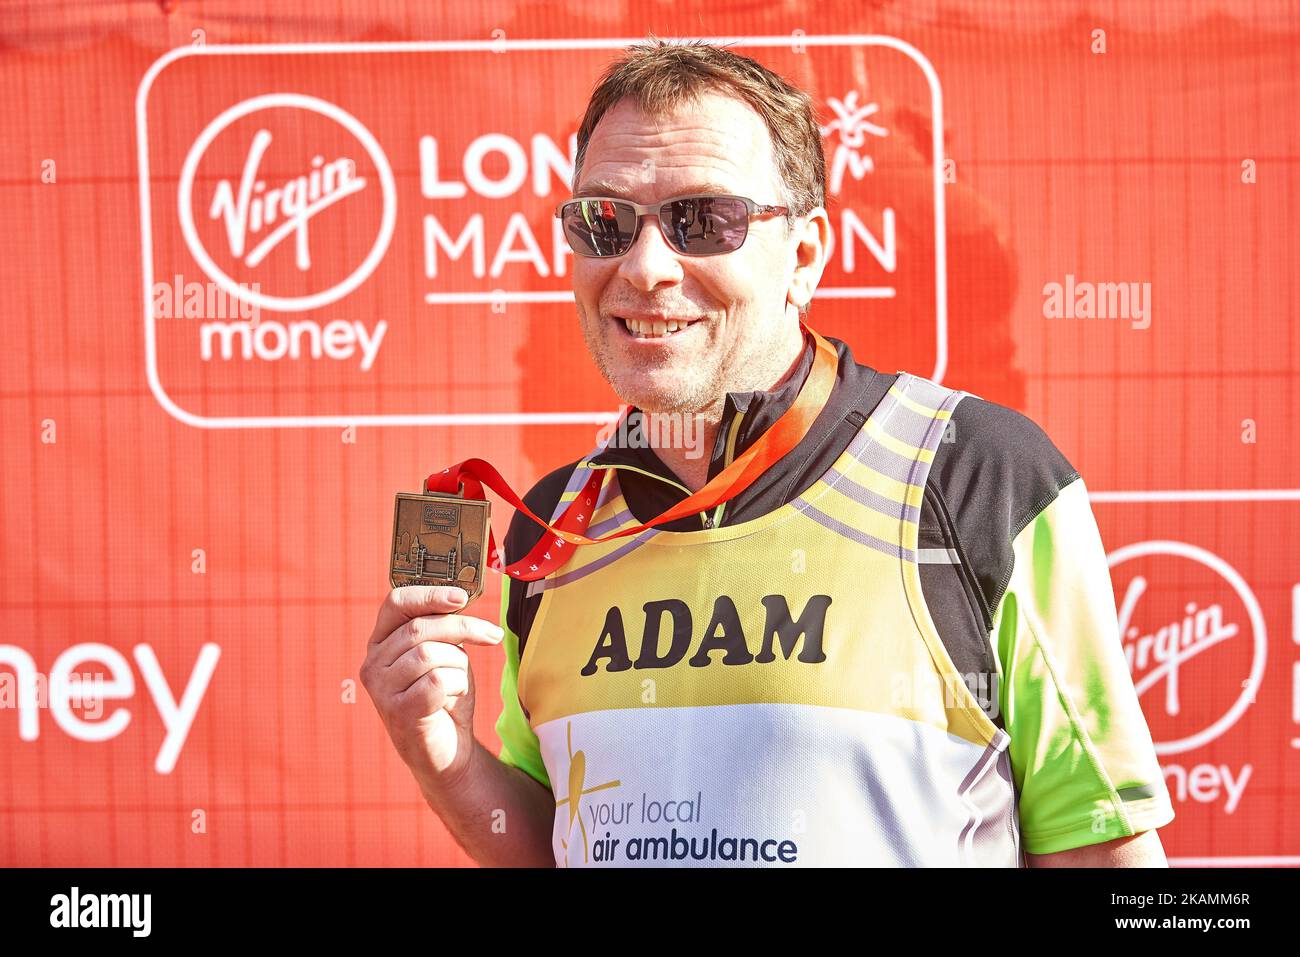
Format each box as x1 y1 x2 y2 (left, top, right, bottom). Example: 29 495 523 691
362 40 1174 867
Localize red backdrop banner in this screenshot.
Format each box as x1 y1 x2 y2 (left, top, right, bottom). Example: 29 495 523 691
0 1 1297 866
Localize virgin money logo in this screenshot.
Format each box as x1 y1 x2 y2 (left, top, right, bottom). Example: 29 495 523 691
1108 540 1267 755
177 93 396 312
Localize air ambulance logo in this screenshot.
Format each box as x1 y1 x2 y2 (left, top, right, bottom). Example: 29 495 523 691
177 93 396 312
554 721 620 867
1108 541 1267 755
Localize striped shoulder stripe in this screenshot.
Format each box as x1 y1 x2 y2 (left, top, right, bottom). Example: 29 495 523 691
833 456 928 510
865 416 936 465
550 460 598 522
891 373 958 414
795 373 968 564
892 381 955 419
588 504 638 538
820 458 922 526
526 526 660 597
526 468 655 598
793 496 914 561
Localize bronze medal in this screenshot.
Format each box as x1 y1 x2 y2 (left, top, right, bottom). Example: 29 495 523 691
389 487 491 602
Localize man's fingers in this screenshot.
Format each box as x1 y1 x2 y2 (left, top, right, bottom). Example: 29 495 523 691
397 667 470 712
380 616 486 667
369 585 471 645
387 639 469 691
376 612 504 666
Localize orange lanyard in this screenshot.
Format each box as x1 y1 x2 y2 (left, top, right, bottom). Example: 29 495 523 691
426 319 839 582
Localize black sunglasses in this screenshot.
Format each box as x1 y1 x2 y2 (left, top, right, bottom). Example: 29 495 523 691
555 193 789 258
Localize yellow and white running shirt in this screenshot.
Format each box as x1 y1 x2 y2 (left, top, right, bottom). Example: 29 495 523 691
511 373 1020 866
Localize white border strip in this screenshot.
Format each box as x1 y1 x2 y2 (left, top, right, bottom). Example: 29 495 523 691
1171 856 1300 867
136 35 946 429
424 286 897 305
1092 489 1300 503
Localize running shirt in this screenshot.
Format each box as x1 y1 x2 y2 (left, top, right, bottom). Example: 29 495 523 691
494 335 1174 865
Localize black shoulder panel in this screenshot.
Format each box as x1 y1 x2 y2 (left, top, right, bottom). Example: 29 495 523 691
926 396 1080 629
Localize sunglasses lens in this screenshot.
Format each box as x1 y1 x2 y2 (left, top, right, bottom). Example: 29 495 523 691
561 199 638 256
662 196 750 254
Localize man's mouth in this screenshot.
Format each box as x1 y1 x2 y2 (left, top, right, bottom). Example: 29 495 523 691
614 314 704 340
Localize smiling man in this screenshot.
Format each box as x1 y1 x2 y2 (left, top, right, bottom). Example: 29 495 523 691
362 39 1175 868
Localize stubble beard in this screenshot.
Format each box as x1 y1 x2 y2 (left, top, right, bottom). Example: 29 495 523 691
581 319 726 417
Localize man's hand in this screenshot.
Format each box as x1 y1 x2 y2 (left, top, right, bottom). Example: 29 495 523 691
359 584 557 867
360 585 505 788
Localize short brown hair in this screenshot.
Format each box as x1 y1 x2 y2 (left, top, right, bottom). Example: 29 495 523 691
572 38 826 220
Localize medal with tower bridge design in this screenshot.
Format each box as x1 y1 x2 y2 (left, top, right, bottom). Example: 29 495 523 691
389 489 491 603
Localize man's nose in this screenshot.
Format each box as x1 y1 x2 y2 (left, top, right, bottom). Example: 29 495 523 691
616 213 684 292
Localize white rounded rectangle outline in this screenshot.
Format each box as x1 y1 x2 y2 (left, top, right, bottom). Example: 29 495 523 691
136 35 949 430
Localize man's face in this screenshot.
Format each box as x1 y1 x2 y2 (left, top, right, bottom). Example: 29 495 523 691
571 91 810 416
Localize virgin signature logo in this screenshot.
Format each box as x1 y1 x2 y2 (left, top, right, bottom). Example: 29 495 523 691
208 130 364 271
1118 576 1239 716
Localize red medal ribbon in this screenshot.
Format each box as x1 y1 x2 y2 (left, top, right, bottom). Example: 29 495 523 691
424 319 839 582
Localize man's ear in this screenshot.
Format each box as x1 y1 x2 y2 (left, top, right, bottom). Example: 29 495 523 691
787 205 830 313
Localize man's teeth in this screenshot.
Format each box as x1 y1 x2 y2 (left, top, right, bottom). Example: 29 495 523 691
622 316 696 338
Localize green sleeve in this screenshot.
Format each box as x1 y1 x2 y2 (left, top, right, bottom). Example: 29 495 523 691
492 576 551 789
995 477 1175 855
